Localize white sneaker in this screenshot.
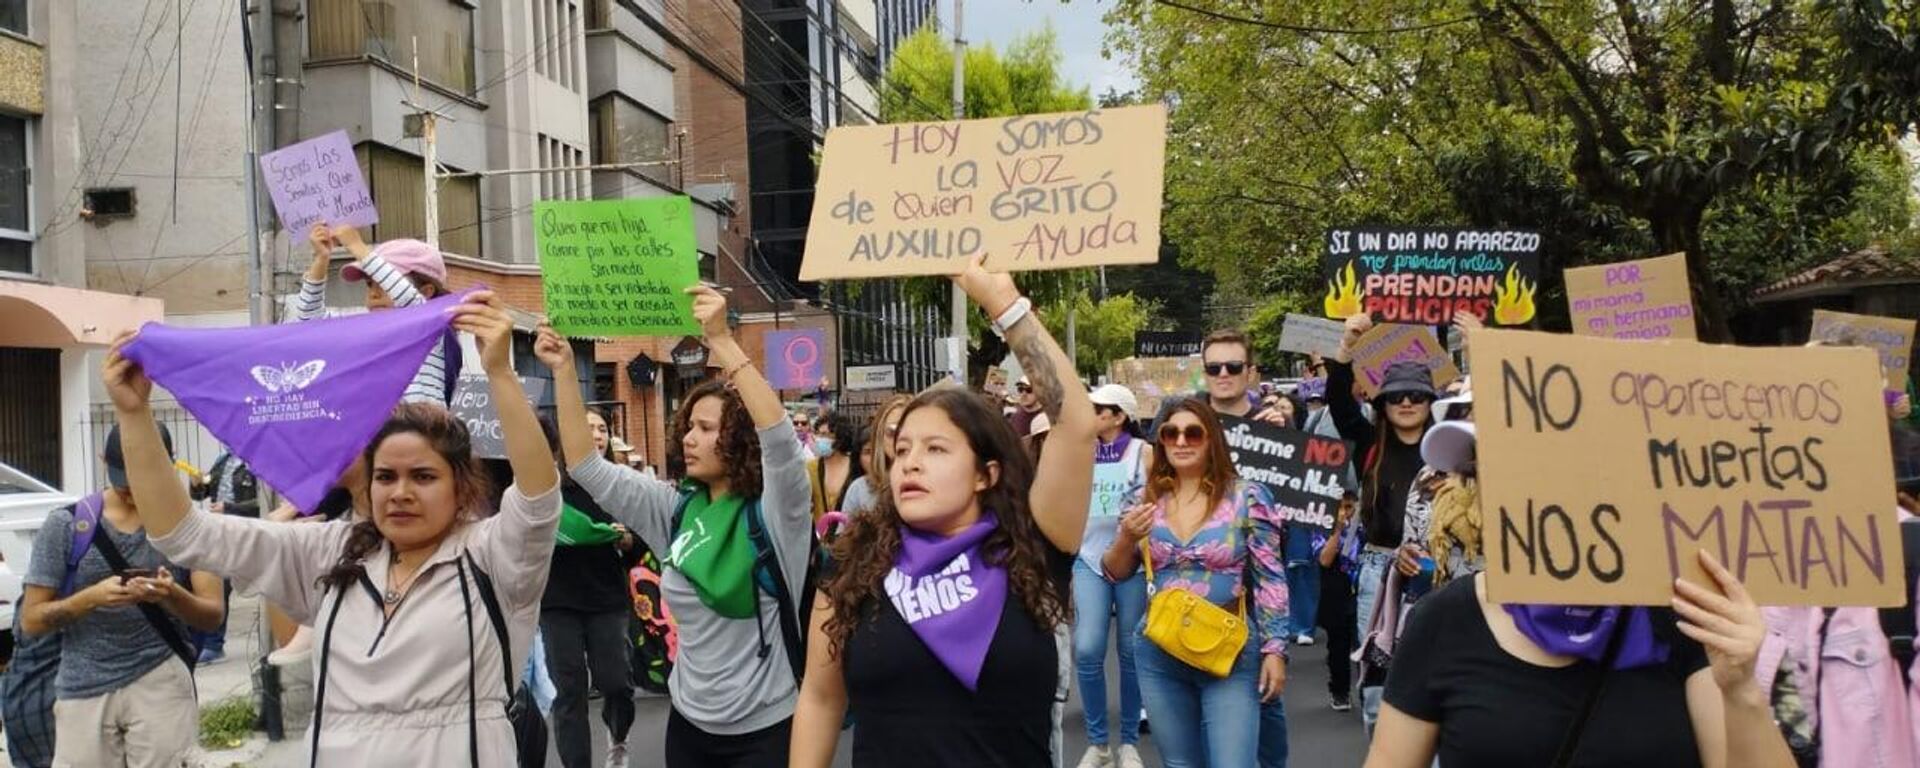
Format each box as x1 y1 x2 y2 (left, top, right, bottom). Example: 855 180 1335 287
1115 744 1146 768
1074 746 1113 768
1296 633 1316 646
605 741 629 768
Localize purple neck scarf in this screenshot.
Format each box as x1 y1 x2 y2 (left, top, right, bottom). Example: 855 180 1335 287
1095 431 1134 463
1503 604 1669 670
122 292 466 512
886 514 1008 691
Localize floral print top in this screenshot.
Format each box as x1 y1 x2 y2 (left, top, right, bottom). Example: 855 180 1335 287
1143 480 1290 655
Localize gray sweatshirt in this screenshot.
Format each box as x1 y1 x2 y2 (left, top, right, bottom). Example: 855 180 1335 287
568 420 812 735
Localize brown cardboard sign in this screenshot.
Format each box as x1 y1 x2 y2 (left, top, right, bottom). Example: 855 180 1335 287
1470 329 1902 607
1349 323 1459 398
1811 309 1915 394
1108 356 1205 417
800 105 1167 280
1565 253 1697 341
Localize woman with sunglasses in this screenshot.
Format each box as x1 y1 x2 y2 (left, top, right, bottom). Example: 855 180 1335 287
1326 313 1439 732
1102 400 1289 768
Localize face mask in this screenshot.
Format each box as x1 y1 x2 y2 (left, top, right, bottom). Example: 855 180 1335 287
814 436 836 457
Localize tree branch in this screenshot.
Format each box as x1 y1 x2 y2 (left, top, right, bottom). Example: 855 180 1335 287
1494 0 1634 154
1610 0 1669 115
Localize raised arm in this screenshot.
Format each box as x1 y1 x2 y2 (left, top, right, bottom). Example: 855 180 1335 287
536 323 599 471
451 291 556 497
953 256 1096 551
1326 313 1376 446
688 285 786 429
295 223 334 322
539 324 682 549
105 333 191 539
334 224 426 308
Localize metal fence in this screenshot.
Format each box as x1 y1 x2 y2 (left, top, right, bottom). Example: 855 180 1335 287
79 404 226 490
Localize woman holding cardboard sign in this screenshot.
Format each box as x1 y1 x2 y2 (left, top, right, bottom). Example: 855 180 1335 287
1364 551 1793 768
1325 313 1439 731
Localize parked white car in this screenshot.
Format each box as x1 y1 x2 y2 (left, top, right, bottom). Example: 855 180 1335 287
0 462 76 636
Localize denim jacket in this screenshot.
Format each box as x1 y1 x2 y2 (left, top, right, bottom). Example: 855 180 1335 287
1755 605 1918 768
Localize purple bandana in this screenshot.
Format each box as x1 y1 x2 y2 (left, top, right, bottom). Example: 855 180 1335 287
1503 604 1670 670
1095 431 1134 463
886 514 1008 691
122 292 466 513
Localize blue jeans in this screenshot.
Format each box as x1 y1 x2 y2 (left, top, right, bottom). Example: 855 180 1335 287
1284 561 1318 638
1355 549 1394 733
1072 560 1146 746
1257 695 1289 768
1135 632 1262 768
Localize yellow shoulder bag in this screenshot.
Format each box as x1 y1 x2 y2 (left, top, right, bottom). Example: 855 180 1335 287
1139 512 1248 678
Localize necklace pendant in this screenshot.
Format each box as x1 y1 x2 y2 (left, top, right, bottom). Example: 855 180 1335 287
384 588 401 605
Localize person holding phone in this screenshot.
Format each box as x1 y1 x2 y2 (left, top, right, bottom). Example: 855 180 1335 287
17 423 225 768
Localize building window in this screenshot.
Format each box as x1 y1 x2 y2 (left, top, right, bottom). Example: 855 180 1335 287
353 142 482 258
539 135 588 201
0 0 25 36
531 0 583 92
590 95 673 187
83 188 136 219
309 0 475 94
0 114 29 275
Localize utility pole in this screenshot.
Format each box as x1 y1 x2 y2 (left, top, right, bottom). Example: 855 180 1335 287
947 0 968 384
411 38 442 249
242 5 263 327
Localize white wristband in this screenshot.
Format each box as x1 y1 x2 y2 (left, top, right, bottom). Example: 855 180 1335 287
991 297 1033 338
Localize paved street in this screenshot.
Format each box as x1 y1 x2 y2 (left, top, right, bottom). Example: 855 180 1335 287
562 631 1368 768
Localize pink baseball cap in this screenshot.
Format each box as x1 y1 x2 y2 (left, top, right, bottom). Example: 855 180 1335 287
341 238 448 288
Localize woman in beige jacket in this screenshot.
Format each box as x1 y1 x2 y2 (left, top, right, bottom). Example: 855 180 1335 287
101 291 560 767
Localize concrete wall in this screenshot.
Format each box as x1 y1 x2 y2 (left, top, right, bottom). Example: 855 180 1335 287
64 0 251 317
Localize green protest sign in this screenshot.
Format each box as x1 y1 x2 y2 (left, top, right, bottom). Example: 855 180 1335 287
536 197 701 337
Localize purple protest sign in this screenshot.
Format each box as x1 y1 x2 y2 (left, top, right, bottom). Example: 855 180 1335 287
259 130 378 236
765 329 825 390
121 293 465 512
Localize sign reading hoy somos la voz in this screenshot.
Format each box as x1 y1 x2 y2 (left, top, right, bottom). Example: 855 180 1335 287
1471 329 1902 607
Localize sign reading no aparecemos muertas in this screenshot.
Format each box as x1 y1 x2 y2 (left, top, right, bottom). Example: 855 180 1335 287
536 198 702 337
1323 227 1541 326
1471 329 1902 607
801 105 1167 280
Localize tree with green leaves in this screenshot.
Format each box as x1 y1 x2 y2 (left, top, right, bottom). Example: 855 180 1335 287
1108 0 1920 341
869 25 1161 382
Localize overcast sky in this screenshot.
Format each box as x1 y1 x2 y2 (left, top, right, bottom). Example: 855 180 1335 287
960 0 1140 98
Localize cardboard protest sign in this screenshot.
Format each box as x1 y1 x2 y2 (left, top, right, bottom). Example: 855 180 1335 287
1565 253 1696 340
1135 331 1201 358
765 329 826 390
800 105 1167 280
1471 329 1902 606
450 374 552 460
1348 323 1459 398
1219 415 1350 531
536 197 701 337
1812 309 1915 394
1278 313 1346 358
1323 227 1541 325
259 130 377 235
1108 356 1205 417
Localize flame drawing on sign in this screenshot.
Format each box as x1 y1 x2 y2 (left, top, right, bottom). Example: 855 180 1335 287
1325 260 1363 318
1492 264 1538 325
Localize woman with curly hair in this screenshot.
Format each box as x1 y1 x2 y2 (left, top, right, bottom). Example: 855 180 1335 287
540 285 810 768
789 256 1098 767
104 291 561 766
1102 398 1290 768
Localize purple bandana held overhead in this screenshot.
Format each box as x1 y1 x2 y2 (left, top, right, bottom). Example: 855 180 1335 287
1503 604 1670 670
886 513 1008 691
121 291 468 513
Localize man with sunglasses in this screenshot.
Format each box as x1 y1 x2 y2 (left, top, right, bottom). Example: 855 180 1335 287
1147 330 1290 433
1008 376 1047 437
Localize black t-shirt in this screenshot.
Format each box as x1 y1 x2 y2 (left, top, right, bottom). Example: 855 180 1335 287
1384 577 1709 768
1364 437 1423 547
542 483 635 614
843 543 1073 768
